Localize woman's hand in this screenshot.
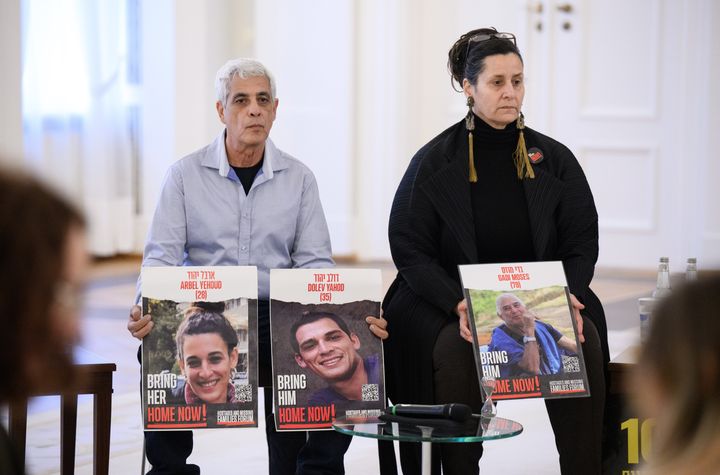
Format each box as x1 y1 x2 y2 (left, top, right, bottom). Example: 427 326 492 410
456 299 474 343
569 293 585 343
366 315 389 340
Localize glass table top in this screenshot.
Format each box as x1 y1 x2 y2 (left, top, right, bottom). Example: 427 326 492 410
333 415 523 443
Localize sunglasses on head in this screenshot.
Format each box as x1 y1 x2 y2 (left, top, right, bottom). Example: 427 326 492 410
466 32 517 57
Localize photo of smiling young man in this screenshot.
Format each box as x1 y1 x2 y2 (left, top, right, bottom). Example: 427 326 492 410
269 268 385 431
291 311 382 407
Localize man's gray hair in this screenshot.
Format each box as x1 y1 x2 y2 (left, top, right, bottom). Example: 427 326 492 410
215 58 277 107
496 293 525 314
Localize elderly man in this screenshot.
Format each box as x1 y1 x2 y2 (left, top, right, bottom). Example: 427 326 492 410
291 311 382 406
127 58 387 475
488 293 577 378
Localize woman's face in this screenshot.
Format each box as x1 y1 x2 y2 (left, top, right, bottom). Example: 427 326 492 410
51 225 90 347
463 53 525 129
179 333 239 404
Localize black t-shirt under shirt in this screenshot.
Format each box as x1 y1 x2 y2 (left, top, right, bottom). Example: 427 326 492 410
232 157 264 195
469 115 536 263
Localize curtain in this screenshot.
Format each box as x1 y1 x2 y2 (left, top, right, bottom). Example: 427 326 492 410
22 0 138 256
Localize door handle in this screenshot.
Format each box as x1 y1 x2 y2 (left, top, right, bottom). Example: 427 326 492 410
529 2 544 13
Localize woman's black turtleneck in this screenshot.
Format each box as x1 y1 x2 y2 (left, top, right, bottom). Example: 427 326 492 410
469 114 536 263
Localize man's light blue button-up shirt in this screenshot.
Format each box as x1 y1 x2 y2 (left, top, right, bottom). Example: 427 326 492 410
139 130 334 300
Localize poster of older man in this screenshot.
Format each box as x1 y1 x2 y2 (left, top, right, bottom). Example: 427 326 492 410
459 261 590 401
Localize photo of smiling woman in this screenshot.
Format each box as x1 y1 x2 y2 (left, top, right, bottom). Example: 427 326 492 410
175 305 240 404
141 279 258 430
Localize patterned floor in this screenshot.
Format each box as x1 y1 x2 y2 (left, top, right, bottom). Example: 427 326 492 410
7 258 654 475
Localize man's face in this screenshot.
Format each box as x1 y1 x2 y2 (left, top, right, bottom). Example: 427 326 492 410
294 317 362 383
497 294 527 331
216 75 278 151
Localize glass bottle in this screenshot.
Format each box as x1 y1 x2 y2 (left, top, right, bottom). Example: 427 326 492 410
686 258 698 281
651 257 671 299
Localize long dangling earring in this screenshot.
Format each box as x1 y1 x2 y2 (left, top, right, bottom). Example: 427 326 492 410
466 96 477 183
513 112 535 179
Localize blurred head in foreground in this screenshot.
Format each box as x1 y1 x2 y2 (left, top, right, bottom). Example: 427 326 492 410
634 275 720 474
0 166 89 403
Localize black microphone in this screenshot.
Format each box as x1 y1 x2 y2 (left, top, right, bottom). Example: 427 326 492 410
385 403 472 422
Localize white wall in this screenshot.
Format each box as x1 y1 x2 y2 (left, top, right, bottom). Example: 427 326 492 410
138 0 175 244
0 0 23 163
702 0 720 268
351 0 403 260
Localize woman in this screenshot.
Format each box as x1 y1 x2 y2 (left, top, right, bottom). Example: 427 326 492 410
382 28 608 474
0 167 89 474
175 305 240 404
633 276 720 475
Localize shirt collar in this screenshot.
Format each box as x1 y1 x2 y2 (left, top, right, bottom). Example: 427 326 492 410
203 129 290 179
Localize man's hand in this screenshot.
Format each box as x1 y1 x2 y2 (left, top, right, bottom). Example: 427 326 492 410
366 315 389 340
569 293 585 343
521 309 537 336
128 304 154 340
456 299 474 344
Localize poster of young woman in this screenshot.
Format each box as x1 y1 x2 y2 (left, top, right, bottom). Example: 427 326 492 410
141 266 258 430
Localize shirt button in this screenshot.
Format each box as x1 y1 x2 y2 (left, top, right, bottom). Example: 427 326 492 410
241 246 247 251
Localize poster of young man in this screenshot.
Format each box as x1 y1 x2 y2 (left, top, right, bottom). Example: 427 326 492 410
141 266 258 430
459 261 590 401
270 268 385 430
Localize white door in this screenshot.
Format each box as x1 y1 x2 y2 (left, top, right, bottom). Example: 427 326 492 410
523 0 716 270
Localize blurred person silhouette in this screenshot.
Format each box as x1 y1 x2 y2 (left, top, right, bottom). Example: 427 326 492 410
0 167 89 475
633 275 720 475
